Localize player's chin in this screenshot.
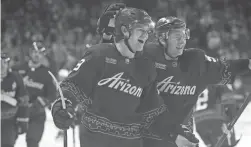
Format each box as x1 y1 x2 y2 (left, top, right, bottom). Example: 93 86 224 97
176 48 184 55
135 44 144 52
136 39 146 51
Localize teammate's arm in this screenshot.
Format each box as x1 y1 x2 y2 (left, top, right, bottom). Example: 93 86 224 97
137 80 198 145
201 52 250 85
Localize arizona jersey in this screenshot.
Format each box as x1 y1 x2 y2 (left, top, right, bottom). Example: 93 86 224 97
1 71 29 119
13 63 56 105
194 85 239 147
58 43 163 139
144 43 250 126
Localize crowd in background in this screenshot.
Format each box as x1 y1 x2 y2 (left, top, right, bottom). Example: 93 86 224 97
2 0 251 72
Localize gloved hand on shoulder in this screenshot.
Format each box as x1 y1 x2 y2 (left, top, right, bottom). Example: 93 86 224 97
97 3 126 35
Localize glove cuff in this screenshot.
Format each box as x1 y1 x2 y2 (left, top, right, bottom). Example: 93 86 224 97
51 98 73 117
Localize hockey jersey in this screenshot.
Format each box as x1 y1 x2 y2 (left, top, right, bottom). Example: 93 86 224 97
58 43 164 139
143 43 250 133
194 85 240 147
13 63 56 114
1 71 29 120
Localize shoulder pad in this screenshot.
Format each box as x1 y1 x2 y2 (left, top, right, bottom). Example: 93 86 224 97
84 43 116 58
179 48 206 75
182 48 205 59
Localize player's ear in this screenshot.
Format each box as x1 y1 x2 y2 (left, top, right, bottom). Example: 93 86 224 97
121 25 129 38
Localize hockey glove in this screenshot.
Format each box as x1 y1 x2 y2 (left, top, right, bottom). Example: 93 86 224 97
97 11 117 35
51 99 75 130
97 3 126 35
16 117 29 134
104 3 126 12
175 125 199 147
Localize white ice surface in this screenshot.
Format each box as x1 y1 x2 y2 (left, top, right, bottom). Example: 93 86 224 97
15 103 251 147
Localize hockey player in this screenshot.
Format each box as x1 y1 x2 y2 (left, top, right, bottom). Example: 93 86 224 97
51 7 198 147
1 53 30 147
78 3 127 147
12 42 57 147
194 78 247 147
51 7 157 147
194 85 239 147
142 16 251 147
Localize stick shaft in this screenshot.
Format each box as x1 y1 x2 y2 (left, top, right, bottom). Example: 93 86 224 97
214 93 251 147
48 71 68 147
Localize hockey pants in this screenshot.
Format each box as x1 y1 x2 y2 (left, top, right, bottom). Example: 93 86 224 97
79 125 143 147
1 118 18 147
26 110 46 147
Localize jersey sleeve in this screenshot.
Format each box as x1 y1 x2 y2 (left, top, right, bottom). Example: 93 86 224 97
14 72 30 119
58 50 105 108
201 53 250 85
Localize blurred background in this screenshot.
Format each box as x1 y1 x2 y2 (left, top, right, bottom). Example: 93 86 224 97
1 0 251 147
2 0 251 73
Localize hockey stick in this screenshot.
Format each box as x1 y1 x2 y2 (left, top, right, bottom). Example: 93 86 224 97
72 125 76 147
214 93 251 147
48 71 68 147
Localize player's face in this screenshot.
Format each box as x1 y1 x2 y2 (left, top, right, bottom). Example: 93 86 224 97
30 50 44 64
1 60 9 78
166 28 187 58
128 25 150 52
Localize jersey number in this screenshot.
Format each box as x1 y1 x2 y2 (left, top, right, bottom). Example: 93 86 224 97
73 58 86 71
205 55 217 62
196 88 209 111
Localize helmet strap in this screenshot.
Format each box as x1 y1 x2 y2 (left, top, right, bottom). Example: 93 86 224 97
123 28 135 53
124 38 135 54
